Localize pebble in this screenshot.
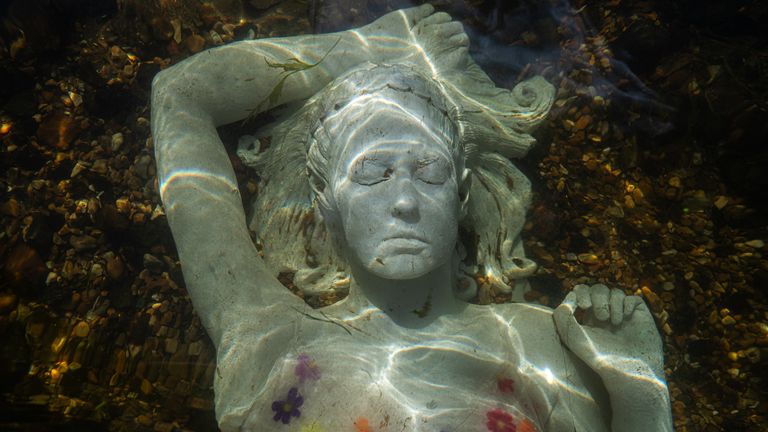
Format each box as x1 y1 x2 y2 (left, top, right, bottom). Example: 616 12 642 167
70 161 88 177
714 195 729 209
0 293 18 313
185 34 206 53
745 239 764 249
143 254 164 275
70 235 98 252
111 132 124 152
140 379 153 395
91 159 108 175
577 253 600 264
106 254 124 279
73 321 90 338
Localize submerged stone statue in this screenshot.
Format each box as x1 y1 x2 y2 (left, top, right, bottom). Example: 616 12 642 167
151 5 672 431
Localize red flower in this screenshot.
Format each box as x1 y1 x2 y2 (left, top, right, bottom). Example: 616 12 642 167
497 377 515 394
486 408 516 432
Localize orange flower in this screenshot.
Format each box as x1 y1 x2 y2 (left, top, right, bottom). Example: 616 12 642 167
354 417 373 432
518 419 537 432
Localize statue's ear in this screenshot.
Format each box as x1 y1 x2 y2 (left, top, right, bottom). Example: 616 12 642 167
458 168 471 219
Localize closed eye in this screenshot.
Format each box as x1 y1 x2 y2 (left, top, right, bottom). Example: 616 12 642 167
416 157 450 185
351 161 393 186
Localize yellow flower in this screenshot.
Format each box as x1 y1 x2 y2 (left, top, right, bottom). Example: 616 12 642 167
300 422 325 432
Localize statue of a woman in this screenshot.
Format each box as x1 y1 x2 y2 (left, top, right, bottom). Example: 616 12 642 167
151 5 672 431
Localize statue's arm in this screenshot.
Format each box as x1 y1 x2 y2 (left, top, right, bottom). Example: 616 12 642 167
150 6 439 346
553 285 673 432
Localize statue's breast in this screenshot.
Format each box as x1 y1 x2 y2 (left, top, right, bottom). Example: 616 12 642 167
236 309 548 431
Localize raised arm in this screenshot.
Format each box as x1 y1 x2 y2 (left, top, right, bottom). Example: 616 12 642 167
553 284 673 432
150 5 445 345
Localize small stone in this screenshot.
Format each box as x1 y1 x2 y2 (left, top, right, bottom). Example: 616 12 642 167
70 161 88 177
115 197 130 213
189 397 213 410
140 379 153 395
70 235 98 252
91 159 108 175
109 45 126 62
90 263 104 277
641 286 662 312
668 176 681 188
0 293 18 313
209 30 224 45
73 321 90 338
150 205 165 220
185 34 206 53
111 132 124 152
136 414 152 427
68 91 83 107
745 239 764 249
577 253 599 264
1 198 21 217
170 19 182 43
106 255 124 279
132 154 152 179
187 341 202 356
132 212 147 225
714 195 729 209
143 254 164 274
165 338 178 354
721 316 736 326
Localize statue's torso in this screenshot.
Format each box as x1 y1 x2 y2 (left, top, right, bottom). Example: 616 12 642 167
215 302 610 432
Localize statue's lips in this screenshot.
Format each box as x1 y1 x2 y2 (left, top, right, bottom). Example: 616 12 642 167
380 236 428 253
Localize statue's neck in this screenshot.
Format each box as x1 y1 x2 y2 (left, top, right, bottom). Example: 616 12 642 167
346 261 464 328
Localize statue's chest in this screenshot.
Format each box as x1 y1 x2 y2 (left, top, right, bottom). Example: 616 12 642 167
243 326 542 431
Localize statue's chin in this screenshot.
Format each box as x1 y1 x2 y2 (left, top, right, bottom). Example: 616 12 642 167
364 253 437 280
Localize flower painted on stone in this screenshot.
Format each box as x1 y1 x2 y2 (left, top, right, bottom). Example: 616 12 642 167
497 377 515 394
271 387 304 424
486 408 516 432
300 421 325 432
295 353 321 383
517 419 537 432
354 417 373 432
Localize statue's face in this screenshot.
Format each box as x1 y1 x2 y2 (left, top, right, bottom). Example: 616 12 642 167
330 110 461 280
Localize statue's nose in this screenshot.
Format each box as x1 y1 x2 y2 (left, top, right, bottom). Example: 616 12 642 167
391 179 420 221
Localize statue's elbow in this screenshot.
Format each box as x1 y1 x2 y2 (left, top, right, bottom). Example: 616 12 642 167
150 68 174 103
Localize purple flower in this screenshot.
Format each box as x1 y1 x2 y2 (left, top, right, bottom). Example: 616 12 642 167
295 353 321 383
271 387 303 424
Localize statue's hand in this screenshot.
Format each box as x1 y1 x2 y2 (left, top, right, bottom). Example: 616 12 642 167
553 284 665 383
358 5 472 75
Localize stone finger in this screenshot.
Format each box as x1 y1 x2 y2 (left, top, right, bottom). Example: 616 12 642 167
439 21 465 37
573 284 592 309
624 295 643 318
610 289 625 326
420 12 452 26
449 33 470 47
590 284 610 321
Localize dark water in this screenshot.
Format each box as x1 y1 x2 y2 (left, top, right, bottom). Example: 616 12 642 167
0 0 766 431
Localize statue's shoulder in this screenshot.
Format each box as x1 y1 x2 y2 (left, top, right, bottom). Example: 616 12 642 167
488 302 568 359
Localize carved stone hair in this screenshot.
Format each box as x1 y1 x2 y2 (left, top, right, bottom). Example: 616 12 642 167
241 62 554 301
